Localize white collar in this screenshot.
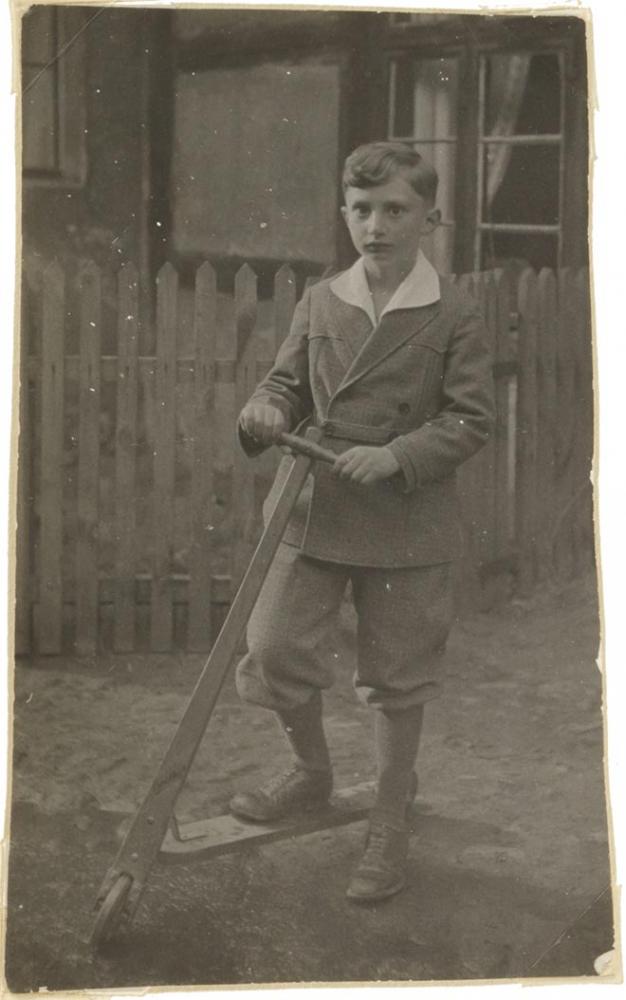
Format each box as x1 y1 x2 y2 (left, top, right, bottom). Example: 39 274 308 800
329 249 440 326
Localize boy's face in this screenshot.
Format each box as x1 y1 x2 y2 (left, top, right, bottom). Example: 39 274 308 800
341 171 440 275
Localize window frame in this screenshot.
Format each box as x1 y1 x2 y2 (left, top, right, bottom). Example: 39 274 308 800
384 42 469 274
474 47 566 271
379 15 586 272
21 6 87 188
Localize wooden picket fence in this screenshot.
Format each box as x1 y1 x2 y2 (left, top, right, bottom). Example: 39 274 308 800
14 260 594 656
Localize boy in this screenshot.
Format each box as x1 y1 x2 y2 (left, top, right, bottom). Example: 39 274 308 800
229 141 495 903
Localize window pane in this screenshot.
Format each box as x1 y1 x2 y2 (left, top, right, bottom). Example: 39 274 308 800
388 57 459 237
22 65 57 172
413 141 456 224
482 143 560 225
480 230 559 272
22 7 55 65
22 7 87 183
390 56 458 139
485 52 562 136
390 56 415 137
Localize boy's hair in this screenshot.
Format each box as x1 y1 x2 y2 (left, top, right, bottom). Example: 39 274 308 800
342 141 438 205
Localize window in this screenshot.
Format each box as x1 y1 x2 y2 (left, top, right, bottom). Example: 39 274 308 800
388 55 459 273
387 47 566 273
477 51 564 271
22 7 59 173
22 6 86 183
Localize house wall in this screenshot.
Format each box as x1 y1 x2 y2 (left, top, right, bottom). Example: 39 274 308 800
171 58 341 267
21 8 153 298
20 7 590 300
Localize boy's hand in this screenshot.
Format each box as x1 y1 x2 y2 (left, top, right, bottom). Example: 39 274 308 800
332 445 400 485
239 403 288 447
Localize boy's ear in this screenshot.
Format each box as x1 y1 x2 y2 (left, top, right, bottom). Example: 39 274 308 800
340 205 349 226
422 208 442 234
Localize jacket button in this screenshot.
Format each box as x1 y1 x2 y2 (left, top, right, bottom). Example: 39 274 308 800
398 402 411 415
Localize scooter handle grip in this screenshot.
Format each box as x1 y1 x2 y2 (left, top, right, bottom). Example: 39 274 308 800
278 431 337 465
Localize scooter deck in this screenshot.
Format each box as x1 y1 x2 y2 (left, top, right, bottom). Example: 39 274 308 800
160 782 375 863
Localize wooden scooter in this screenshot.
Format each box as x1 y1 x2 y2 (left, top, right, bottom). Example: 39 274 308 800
91 428 376 946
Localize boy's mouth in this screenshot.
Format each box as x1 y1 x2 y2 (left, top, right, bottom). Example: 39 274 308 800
364 241 392 252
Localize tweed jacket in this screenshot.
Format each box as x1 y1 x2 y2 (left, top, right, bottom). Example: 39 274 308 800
240 257 495 567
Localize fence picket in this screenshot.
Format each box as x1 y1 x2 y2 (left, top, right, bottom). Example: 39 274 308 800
151 263 178 650
572 268 595 573
476 271 497 566
581 269 595 563
471 270 487 323
37 263 65 653
274 264 297 353
75 263 102 655
535 269 558 580
493 269 515 556
113 264 139 651
15 298 33 654
247 266 295 501
188 262 217 650
454 274 483 606
516 269 539 595
553 269 577 579
232 265 259 588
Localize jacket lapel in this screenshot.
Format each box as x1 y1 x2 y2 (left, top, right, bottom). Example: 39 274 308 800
332 301 441 397
324 296 374 372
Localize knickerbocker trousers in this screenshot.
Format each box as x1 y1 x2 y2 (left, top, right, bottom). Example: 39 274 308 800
236 542 455 713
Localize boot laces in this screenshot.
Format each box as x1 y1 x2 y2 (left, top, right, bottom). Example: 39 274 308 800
263 766 302 801
261 765 327 805
362 821 406 870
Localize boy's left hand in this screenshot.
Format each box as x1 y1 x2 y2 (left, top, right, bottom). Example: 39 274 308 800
332 445 400 485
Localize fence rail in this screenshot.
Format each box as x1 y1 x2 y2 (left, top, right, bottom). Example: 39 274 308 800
15 260 594 655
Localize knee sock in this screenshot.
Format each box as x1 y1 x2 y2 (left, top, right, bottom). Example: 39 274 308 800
276 690 331 774
372 705 424 830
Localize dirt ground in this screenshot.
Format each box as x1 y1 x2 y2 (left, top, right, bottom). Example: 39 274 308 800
3 569 616 991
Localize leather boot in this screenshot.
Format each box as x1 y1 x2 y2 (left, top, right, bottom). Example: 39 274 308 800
229 691 332 822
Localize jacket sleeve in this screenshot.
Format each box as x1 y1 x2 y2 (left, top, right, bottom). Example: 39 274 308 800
238 289 314 456
386 296 495 491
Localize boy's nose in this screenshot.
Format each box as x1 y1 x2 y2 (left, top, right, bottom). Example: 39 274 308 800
366 212 385 235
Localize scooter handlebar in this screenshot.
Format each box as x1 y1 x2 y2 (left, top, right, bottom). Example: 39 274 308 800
278 432 337 465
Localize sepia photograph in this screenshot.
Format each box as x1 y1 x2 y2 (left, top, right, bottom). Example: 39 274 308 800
3 0 620 992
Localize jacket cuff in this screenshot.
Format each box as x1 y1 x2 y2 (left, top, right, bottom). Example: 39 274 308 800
386 438 418 493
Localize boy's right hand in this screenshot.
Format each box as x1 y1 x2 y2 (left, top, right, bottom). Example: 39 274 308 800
239 402 289 447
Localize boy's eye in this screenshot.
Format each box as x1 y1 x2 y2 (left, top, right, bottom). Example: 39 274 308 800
388 206 404 217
